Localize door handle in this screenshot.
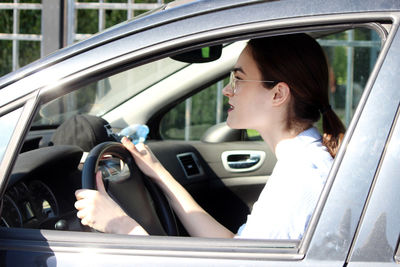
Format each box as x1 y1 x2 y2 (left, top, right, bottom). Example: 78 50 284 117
221 150 266 173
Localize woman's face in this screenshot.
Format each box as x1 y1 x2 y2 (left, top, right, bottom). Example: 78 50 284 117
223 45 275 131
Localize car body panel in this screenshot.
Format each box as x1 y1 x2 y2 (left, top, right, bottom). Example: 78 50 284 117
305 16 400 261
348 105 400 264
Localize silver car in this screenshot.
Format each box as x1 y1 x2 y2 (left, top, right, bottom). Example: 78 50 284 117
0 0 399 265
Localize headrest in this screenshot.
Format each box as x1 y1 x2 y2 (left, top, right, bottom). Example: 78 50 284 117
51 114 114 151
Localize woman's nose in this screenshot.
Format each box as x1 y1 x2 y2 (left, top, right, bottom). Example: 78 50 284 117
222 84 234 97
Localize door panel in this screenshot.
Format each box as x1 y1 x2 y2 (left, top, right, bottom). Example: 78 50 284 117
149 140 275 234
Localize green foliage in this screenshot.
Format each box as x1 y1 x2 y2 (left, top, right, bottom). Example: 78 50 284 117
0 6 41 74
20 9 41 34
19 41 40 68
76 0 172 34
77 9 99 34
0 41 12 76
19 0 41 3
320 32 347 86
0 10 13 33
106 9 127 28
161 78 230 140
135 0 159 3
160 76 265 141
105 0 128 3
134 9 148 16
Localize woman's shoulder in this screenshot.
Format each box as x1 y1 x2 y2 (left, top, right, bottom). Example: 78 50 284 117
275 127 333 176
277 127 330 158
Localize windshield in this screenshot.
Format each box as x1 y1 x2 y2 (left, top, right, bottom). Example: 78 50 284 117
33 57 188 127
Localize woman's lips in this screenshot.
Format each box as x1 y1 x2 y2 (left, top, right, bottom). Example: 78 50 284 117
228 104 234 112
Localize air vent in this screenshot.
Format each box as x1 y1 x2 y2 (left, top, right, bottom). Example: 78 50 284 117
177 152 203 178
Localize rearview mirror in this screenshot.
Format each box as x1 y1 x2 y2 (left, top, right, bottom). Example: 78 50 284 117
171 45 222 63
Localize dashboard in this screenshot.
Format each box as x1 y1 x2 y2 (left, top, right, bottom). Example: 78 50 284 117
1 180 58 228
1 145 83 231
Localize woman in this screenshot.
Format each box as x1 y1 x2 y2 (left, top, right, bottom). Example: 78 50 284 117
75 33 345 239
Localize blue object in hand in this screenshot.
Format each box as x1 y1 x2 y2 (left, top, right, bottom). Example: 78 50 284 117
118 124 149 144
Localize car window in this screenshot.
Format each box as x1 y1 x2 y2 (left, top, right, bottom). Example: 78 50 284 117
32 57 188 127
160 28 381 141
160 76 230 140
0 108 22 163
319 28 381 127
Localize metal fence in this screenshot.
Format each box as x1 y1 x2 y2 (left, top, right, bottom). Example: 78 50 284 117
67 0 164 45
0 1 42 73
0 0 168 76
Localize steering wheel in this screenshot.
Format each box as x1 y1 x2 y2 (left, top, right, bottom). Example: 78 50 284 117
81 141 177 236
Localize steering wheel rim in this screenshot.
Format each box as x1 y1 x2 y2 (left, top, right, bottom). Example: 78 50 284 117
82 141 177 236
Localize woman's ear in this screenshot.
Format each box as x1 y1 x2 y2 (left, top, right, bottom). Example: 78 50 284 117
272 82 291 107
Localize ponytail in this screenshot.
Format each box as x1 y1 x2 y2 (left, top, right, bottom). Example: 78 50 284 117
321 106 345 158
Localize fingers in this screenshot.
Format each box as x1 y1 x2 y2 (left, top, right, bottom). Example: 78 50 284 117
79 212 94 228
74 198 90 225
121 136 147 151
74 192 97 228
121 136 136 152
76 207 87 219
121 137 148 156
75 188 96 200
74 198 86 210
134 142 147 153
95 171 106 193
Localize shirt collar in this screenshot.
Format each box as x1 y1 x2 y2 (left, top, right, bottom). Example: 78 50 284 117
275 127 322 160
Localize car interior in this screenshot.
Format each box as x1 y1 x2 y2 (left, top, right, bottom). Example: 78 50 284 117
0 24 385 241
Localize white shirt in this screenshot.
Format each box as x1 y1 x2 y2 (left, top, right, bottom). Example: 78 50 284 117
236 127 333 239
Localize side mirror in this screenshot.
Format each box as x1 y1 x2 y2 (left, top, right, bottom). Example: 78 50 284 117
171 45 222 63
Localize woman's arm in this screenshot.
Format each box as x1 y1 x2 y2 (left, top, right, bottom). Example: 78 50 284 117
121 137 234 238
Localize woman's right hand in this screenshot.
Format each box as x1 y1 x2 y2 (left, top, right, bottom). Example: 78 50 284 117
121 137 166 183
75 171 147 235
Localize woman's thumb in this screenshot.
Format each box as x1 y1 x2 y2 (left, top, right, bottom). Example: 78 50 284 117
95 171 106 193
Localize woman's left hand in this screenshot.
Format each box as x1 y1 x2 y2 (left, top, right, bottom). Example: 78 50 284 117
74 171 146 235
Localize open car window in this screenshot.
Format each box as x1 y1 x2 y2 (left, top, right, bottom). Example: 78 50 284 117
160 28 381 141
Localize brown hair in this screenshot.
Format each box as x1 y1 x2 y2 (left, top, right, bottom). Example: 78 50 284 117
248 34 345 157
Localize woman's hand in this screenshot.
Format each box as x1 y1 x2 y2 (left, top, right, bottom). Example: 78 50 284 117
121 137 234 238
75 171 147 235
121 137 166 183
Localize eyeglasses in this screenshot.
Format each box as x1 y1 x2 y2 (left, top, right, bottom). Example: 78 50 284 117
229 71 279 94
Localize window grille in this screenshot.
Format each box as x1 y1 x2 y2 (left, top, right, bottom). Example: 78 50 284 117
67 0 166 45
0 0 42 75
0 0 168 77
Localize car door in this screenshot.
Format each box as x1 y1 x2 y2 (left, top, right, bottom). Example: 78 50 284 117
0 1 399 266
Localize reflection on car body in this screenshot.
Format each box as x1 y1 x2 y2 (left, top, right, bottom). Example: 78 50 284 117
0 0 400 266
